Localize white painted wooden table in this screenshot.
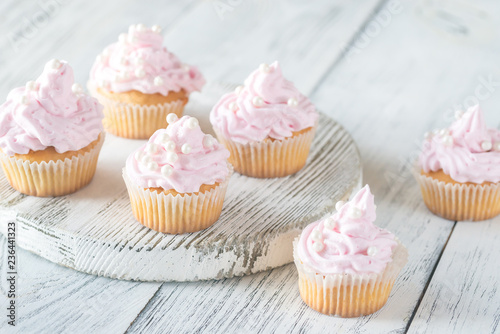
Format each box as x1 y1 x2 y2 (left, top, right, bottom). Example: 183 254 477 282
1 0 500 333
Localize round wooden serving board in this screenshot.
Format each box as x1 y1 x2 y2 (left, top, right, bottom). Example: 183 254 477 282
0 83 361 282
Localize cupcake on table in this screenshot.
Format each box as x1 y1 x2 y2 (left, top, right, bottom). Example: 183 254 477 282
293 185 408 317
123 113 232 234
89 24 205 139
416 105 500 221
210 61 318 178
0 59 104 197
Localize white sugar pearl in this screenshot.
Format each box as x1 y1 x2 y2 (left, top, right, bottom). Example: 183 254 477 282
166 152 178 164
146 161 158 171
424 132 433 140
98 80 110 89
455 110 464 120
311 229 322 241
72 83 84 95
141 155 152 164
235 85 244 95
252 96 264 107
348 207 363 219
164 140 176 152
335 201 345 211
134 57 145 65
136 23 147 32
128 34 137 43
19 95 29 105
203 135 214 148
185 117 199 129
156 132 170 144
287 97 298 107
442 135 454 147
324 217 336 230
128 24 136 33
161 165 173 177
182 64 190 72
154 76 164 86
47 59 61 70
119 33 128 43
481 141 492 151
259 63 270 73
312 241 324 252
181 143 192 154
367 246 378 257
135 67 145 78
439 128 450 137
151 25 162 33
120 72 130 80
166 113 179 124
134 150 144 161
494 142 500 152
228 102 237 111
26 81 38 91
145 143 158 154
119 57 128 65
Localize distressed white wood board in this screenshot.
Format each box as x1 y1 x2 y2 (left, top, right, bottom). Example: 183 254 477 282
0 82 361 282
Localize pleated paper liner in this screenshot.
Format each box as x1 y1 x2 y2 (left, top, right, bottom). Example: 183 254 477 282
122 166 233 234
0 134 105 197
214 126 316 178
293 238 408 318
414 169 500 221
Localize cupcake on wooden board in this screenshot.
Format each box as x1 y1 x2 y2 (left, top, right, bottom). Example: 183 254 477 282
293 185 408 317
123 113 232 234
0 59 104 197
89 24 205 139
210 61 318 178
416 105 500 221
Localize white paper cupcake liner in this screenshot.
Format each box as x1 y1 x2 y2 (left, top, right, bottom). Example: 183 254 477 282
293 238 408 317
214 126 316 178
0 135 105 197
92 88 185 139
122 166 233 234
414 171 500 221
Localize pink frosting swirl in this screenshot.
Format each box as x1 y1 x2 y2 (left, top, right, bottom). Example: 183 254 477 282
210 61 318 144
126 115 230 193
90 24 205 96
419 105 500 183
297 185 398 275
0 60 103 156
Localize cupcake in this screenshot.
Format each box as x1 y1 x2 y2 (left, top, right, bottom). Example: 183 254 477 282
210 61 318 178
293 185 408 317
89 24 205 139
123 114 232 233
416 105 500 221
0 59 104 197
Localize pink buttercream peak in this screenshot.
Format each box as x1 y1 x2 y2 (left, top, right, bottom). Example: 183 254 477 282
126 115 230 193
90 24 205 95
210 61 318 144
419 105 500 183
297 185 398 275
0 60 103 155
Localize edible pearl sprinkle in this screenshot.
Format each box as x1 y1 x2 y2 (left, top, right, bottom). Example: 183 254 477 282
228 102 237 111
119 33 127 43
455 110 464 119
141 155 152 164
166 113 179 124
19 95 29 105
252 96 264 107
235 85 244 95
335 201 345 211
439 128 449 137
424 132 433 140
367 246 378 257
495 142 500 152
311 229 322 241
146 161 158 171
164 140 176 152
154 76 164 86
135 67 145 78
72 83 84 95
442 135 454 146
185 117 199 129
151 25 162 33
119 57 128 65
26 81 37 91
47 59 61 69
136 23 146 32
324 218 336 230
348 207 363 219
135 151 144 161
182 64 190 72
156 132 170 144
312 241 324 252
161 165 173 177
166 152 178 163
145 143 158 154
181 143 192 154
259 63 270 73
135 57 145 65
287 97 298 107
481 141 492 151
203 135 214 148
